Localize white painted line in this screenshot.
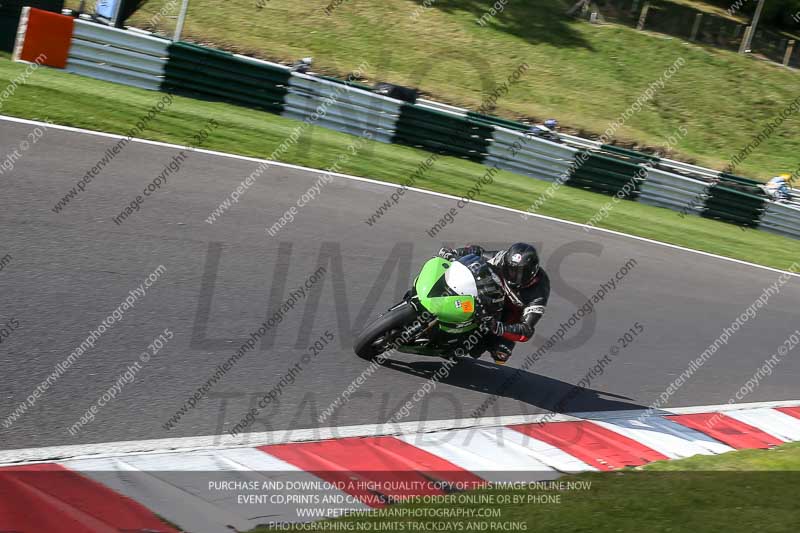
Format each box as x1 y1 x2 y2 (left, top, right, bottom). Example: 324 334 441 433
3 400 800 465
67 447 301 472
724 408 800 442
1 114 798 279
0 412 582 465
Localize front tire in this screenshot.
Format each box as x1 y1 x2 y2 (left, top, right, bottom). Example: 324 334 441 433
353 302 419 361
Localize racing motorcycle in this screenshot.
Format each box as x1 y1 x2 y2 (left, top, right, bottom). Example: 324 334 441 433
353 254 506 361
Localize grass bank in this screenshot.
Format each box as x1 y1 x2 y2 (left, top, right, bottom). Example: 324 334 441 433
63 0 800 180
1 57 798 271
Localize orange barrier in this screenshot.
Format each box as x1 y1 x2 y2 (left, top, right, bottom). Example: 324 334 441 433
13 7 74 68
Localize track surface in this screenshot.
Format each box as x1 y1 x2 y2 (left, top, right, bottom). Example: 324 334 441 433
1 118 798 450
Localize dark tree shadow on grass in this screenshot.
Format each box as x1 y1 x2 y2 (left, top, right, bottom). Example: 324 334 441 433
430 0 595 50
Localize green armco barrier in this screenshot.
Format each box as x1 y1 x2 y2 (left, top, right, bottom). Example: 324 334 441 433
167 43 290 87
704 206 761 226
163 42 290 113
719 172 763 187
600 144 660 164
567 152 642 199
393 112 488 149
703 184 766 227
393 104 492 163
717 172 767 197
400 104 490 132
466 111 529 132
153 40 785 236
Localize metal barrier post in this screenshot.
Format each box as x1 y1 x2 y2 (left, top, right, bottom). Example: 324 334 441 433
784 40 796 66
690 13 702 42
637 2 650 31
174 0 190 41
739 25 752 53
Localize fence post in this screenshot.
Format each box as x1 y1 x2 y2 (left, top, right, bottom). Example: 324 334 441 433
739 25 752 53
690 13 702 42
784 40 796 66
637 2 650 31
174 0 190 42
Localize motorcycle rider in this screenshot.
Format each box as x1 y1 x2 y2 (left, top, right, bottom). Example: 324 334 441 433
438 243 549 364
765 174 792 203
527 119 561 143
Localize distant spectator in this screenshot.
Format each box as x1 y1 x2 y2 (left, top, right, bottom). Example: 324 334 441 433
765 174 792 202
291 57 313 73
527 119 561 143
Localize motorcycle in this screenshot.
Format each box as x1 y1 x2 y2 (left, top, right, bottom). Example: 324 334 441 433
353 254 506 361
526 123 561 144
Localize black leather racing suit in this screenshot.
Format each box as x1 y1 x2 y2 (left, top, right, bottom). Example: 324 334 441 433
441 245 550 360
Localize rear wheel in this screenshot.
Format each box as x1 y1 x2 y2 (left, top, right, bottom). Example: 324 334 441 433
353 302 420 361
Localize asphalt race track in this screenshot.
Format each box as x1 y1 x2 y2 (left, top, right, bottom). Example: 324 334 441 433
1 117 798 451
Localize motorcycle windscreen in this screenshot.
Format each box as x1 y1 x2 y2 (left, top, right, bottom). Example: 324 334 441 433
444 261 479 297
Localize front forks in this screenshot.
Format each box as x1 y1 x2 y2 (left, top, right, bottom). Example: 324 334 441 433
388 297 437 345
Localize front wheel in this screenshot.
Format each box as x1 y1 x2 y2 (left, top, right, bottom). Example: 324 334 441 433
353 302 419 361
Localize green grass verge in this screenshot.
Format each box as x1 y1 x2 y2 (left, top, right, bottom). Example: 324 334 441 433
249 443 800 533
1 57 798 270
65 0 800 180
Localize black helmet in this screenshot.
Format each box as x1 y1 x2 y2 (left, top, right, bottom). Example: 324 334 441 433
501 243 540 289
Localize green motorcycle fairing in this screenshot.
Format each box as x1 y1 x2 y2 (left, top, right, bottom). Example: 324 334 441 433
414 257 478 334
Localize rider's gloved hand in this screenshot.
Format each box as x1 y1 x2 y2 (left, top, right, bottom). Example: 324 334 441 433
461 244 484 257
438 247 457 261
482 316 504 336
